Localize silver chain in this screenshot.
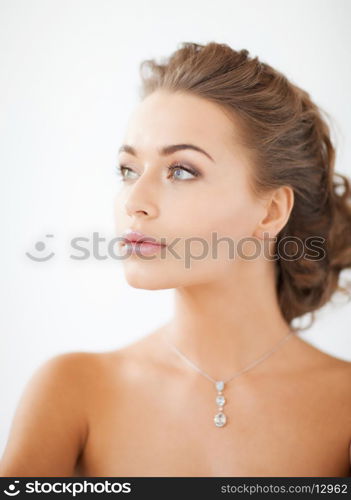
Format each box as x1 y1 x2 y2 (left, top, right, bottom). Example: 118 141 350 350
163 329 297 385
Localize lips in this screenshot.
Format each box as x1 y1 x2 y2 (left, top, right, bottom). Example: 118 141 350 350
121 230 166 247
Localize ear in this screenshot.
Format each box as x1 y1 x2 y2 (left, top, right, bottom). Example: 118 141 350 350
253 186 294 240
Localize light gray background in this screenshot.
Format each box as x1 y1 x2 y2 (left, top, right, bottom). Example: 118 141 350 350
1 0 350 455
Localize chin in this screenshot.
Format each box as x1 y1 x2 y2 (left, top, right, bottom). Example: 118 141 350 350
125 278 174 291
121 258 221 289
123 268 175 290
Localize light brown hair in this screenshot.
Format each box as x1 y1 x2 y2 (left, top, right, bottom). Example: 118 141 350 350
138 41 351 330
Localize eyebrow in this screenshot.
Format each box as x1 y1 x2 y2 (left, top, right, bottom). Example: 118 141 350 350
118 143 215 162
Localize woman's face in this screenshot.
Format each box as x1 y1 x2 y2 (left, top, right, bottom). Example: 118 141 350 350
114 90 267 289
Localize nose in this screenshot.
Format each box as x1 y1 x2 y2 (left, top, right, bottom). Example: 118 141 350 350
124 170 159 219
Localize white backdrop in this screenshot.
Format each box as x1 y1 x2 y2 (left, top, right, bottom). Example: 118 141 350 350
1 0 350 455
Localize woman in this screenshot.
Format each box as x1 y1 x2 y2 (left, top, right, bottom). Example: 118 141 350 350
1 42 351 477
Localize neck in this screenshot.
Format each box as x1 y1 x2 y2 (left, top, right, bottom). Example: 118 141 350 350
163 263 295 380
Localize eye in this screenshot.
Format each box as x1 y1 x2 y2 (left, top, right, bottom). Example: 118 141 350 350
115 163 200 182
167 163 200 181
115 164 138 181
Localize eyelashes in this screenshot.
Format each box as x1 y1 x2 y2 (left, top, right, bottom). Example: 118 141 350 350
114 162 201 182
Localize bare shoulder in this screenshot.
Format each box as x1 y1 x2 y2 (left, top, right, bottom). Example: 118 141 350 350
320 351 351 465
0 351 101 477
296 336 351 389
308 340 351 378
297 339 351 435
323 353 351 403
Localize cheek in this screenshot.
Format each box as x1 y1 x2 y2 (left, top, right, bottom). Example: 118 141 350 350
167 187 258 243
202 203 253 240
159 187 259 270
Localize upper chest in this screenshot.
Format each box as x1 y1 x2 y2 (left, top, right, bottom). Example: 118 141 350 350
79 353 351 477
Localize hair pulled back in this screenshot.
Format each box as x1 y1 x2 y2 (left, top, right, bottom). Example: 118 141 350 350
138 41 351 330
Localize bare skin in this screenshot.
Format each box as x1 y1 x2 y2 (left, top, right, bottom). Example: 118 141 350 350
0 327 350 477
74 325 351 477
1 90 350 477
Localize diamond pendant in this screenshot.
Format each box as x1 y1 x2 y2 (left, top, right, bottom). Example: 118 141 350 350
214 380 227 427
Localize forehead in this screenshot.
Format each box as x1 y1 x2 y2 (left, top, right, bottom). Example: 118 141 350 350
122 90 244 161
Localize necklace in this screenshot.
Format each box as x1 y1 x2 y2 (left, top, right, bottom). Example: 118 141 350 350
163 329 297 428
